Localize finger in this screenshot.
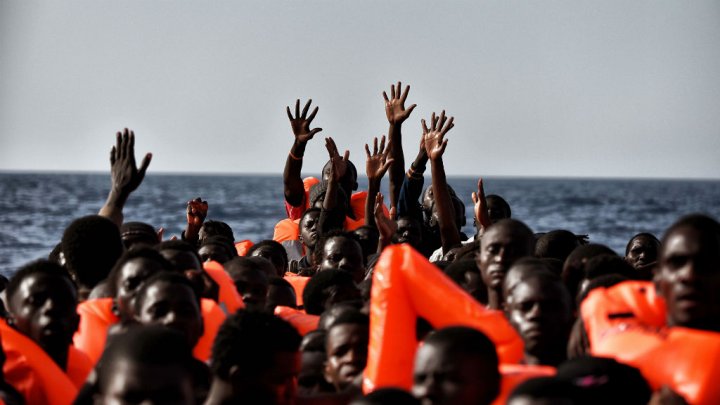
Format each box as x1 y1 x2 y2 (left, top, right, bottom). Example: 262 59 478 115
373 137 378 155
406 104 417 116
307 106 319 123
438 110 447 128
431 112 437 129
472 191 478 205
390 84 395 100
308 128 323 138
396 82 401 99
365 144 371 159
382 91 389 102
375 192 384 207
156 228 164 242
478 178 484 196
295 99 300 118
401 84 410 103
439 139 448 154
382 158 394 172
442 117 455 135
128 130 136 157
379 135 386 154
110 146 117 166
343 150 350 161
421 119 429 134
302 99 311 118
286 106 293 121
115 132 122 159
137 153 152 179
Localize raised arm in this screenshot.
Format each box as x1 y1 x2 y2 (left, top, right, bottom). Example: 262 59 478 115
423 111 461 253
181 197 208 245
364 135 394 228
374 193 398 254
99 128 152 228
383 82 416 210
318 137 349 234
284 99 322 207
471 178 492 239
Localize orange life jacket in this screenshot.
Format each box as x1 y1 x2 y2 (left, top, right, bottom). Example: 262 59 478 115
283 273 311 307
235 239 254 256
73 297 118 365
363 244 524 393
203 261 244 315
0 319 77 405
66 345 93 388
193 298 227 362
274 306 319 336
492 364 557 405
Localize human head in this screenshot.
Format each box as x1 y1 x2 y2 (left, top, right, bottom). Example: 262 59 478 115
225 257 270 311
210 310 302 405
107 247 173 320
503 261 572 366
322 159 359 197
561 244 616 308
248 240 289 277
624 232 661 274
507 377 581 405
61 215 123 291
412 326 500 405
485 195 511 224
6 260 79 368
534 230 580 263
298 330 327 395
133 272 204 348
580 254 636 294
352 226 379 266
317 302 364 331
198 220 235 246
299 208 322 251
317 232 366 283
267 277 297 312
198 236 237 264
394 216 423 249
303 270 360 316
156 240 203 272
323 310 369 392
476 219 535 295
444 259 487 305
120 221 159 249
421 186 466 230
95 325 196 405
655 214 720 331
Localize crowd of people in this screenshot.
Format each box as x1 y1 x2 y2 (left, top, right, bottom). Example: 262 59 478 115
0 82 718 405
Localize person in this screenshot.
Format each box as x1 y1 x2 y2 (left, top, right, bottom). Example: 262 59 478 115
303 271 361 316
119 221 160 249
315 232 366 283
198 236 237 264
534 230 581 264
475 219 535 310
157 240 220 303
412 326 500 405
624 232 661 278
248 240 290 277
561 243 616 309
205 310 302 405
323 310 369 394
506 377 581 405
362 135 394 236
224 257 270 311
503 259 573 367
298 330 330 395
5 260 92 388
93 325 198 405
290 208 321 272
267 277 298 312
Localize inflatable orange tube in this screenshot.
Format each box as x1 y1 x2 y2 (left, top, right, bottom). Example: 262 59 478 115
203 261 244 315
66 345 93 389
363 244 524 393
275 306 319 336
0 319 77 405
73 297 118 365
283 273 310 307
492 364 556 405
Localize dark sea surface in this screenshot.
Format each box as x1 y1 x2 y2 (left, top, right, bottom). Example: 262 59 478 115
1 172 719 277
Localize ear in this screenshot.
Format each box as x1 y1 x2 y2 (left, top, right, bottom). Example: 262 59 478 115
322 358 334 386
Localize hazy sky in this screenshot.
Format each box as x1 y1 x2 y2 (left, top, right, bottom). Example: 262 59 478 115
1 1 719 179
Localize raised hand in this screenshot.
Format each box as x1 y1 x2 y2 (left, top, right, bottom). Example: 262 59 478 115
325 137 350 182
365 135 394 183
383 82 417 125
374 193 397 244
186 197 208 229
471 178 491 234
110 128 152 197
422 110 454 161
286 99 322 143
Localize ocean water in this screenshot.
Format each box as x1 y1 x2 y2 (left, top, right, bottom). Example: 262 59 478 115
0 172 719 277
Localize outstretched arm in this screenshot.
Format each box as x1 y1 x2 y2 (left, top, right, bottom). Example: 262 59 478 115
423 111 461 253
383 82 417 210
364 135 394 228
284 99 322 207
182 197 208 245
99 128 152 228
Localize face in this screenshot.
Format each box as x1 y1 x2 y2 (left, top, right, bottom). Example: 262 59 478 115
421 188 439 228
412 343 498 405
300 212 320 250
114 258 165 319
319 237 366 283
625 235 660 269
9 274 79 356
198 244 232 264
656 226 720 331
477 225 533 291
322 161 357 195
134 281 204 348
250 247 286 277
394 218 422 248
505 278 572 356
232 269 269 311
324 323 369 391
95 358 194 405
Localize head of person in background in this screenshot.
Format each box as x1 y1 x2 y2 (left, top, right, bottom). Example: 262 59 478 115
120 221 159 249
443 258 488 305
198 220 235 247
61 215 124 300
394 216 424 251
303 271 361 316
421 185 466 233
412 326 500 405
561 243 617 310
94 325 197 405
321 158 359 201
315 232 366 283
298 208 321 267
475 219 535 310
655 214 720 332
198 235 237 265
248 240 289 277
352 226 379 266
267 277 297 313
576 254 636 300
534 230 581 264
224 257 270 312
485 194 512 224
106 247 173 321
554 357 651 405
506 377 582 405
6 260 79 370
206 310 301 405
624 232 661 278
323 309 369 393
298 330 330 395
132 271 204 350
503 258 573 367
156 239 219 301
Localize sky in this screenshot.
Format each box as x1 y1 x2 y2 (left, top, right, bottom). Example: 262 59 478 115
1 1 719 179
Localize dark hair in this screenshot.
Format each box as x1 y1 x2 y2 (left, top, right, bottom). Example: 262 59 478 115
120 222 158 248
353 387 420 405
7 259 76 305
133 271 201 314
210 310 301 380
303 270 357 316
508 377 581 402
226 256 276 280
584 254 635 281
624 232 660 256
300 207 322 225
661 214 720 246
562 244 617 308
61 215 123 288
106 247 173 297
576 274 629 304
555 357 651 404
534 230 580 263
247 240 288 273
486 194 511 218
314 230 361 264
200 235 238 261
201 220 235 243
325 309 369 331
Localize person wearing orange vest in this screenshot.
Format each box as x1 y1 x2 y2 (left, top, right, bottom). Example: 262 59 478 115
5 260 93 391
581 214 720 404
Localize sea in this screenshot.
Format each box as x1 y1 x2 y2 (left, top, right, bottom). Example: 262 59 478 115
1 172 719 277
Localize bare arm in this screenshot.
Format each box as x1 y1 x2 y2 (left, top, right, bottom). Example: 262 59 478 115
99 128 152 228
471 178 492 239
318 138 348 234
424 111 461 253
182 197 208 245
364 135 394 228
383 82 417 211
283 99 322 207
